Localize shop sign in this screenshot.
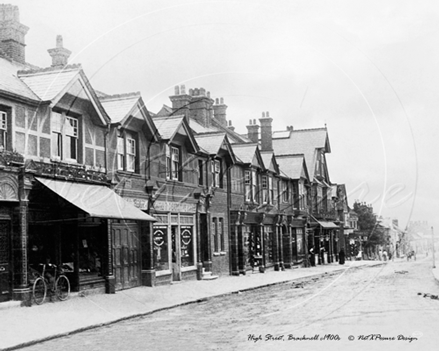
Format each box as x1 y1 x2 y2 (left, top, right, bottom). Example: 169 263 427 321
154 201 196 213
153 230 166 247
181 229 192 245
124 197 149 210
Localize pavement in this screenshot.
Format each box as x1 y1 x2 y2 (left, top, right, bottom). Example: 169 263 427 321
0 259 399 351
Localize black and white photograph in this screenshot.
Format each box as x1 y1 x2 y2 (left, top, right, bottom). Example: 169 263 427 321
0 1 438 350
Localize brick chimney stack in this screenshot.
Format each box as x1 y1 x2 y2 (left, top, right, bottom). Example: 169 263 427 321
169 85 191 120
188 87 214 128
0 4 29 63
213 97 227 127
246 119 259 143
48 35 71 68
259 111 273 151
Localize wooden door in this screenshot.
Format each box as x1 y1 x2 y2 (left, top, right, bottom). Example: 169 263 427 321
0 221 10 302
112 222 140 290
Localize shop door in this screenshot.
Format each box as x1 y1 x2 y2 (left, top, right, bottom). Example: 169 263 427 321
171 226 181 281
0 221 10 302
112 222 140 290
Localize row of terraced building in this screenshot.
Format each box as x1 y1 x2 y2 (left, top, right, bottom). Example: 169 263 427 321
0 4 358 304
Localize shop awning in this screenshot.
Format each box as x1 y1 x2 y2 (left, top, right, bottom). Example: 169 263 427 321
317 221 339 229
36 177 156 222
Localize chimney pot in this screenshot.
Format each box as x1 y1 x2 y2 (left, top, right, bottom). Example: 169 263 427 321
180 84 186 95
220 97 224 104
207 91 210 98
266 111 269 117
174 86 180 95
215 98 219 104
189 88 193 96
48 35 72 68
56 35 63 48
200 88 206 96
253 119 256 124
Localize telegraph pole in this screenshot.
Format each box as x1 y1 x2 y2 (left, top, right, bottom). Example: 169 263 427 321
431 226 436 268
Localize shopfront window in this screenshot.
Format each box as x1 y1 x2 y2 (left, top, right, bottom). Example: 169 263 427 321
264 225 274 264
180 227 194 267
153 226 169 271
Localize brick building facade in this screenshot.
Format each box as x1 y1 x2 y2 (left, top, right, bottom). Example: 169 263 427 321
0 4 349 305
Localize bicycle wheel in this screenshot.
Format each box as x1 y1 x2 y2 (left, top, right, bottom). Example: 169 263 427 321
55 275 70 301
32 277 46 305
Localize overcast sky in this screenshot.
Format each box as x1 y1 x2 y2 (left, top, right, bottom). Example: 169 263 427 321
8 0 438 233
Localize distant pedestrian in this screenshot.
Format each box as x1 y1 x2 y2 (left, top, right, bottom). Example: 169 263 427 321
339 249 345 265
309 248 315 267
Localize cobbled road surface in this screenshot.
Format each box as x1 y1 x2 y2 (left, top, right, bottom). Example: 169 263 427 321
21 259 438 351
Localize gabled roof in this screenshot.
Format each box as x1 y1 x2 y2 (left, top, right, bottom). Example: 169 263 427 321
260 151 279 174
100 92 159 141
209 117 250 143
18 64 109 125
19 65 79 101
190 118 219 134
272 127 330 182
275 154 309 181
194 133 236 164
0 57 40 101
154 115 199 153
231 143 264 168
156 104 173 117
100 92 141 124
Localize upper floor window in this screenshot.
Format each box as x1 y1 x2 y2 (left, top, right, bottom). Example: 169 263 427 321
231 166 243 193
166 145 181 181
245 170 251 201
117 137 124 170
51 112 79 162
0 111 7 150
198 159 204 186
212 159 223 188
251 170 257 202
268 176 273 204
126 138 136 172
282 181 289 203
116 133 137 172
262 175 268 203
65 117 78 160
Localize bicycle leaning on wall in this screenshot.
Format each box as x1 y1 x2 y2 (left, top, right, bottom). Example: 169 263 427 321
30 263 70 305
